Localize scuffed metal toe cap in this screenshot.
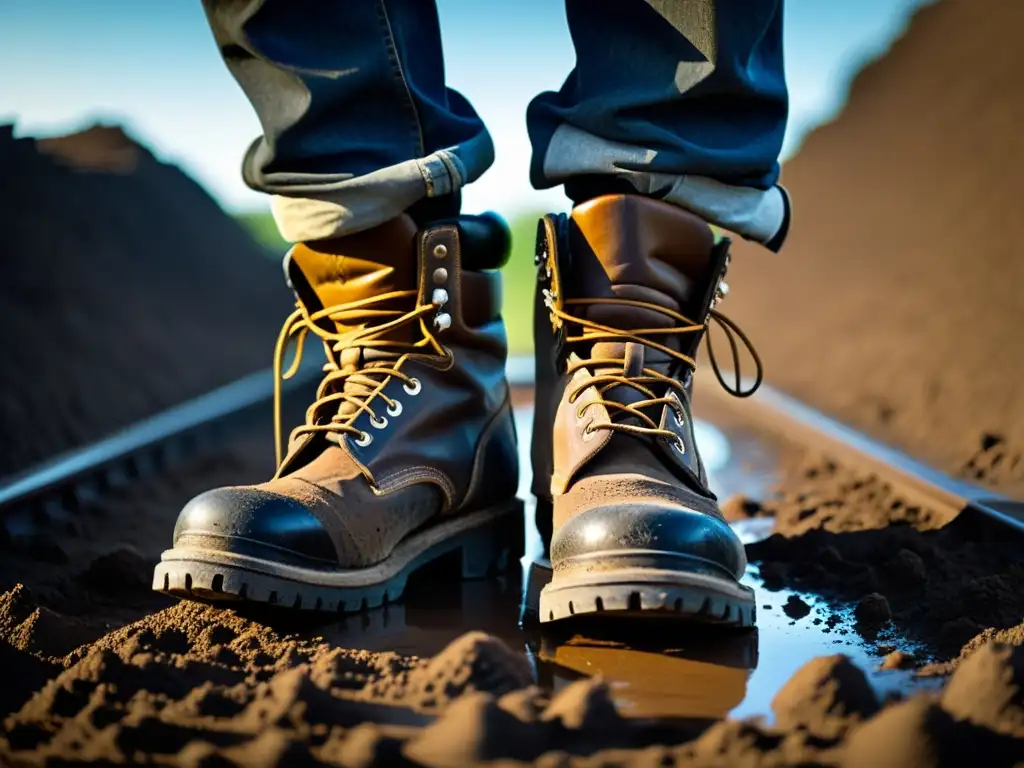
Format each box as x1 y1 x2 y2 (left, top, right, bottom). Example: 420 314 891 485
172 487 336 565
550 502 746 582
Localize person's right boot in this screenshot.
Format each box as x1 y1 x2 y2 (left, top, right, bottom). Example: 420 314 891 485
153 212 523 612
531 194 757 627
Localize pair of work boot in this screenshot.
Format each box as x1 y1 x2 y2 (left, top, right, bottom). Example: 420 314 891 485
153 193 757 627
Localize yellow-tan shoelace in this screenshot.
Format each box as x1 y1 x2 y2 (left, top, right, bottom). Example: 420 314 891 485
272 290 448 468
552 297 763 444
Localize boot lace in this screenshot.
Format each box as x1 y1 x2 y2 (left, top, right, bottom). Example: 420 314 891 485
550 297 763 445
272 290 449 468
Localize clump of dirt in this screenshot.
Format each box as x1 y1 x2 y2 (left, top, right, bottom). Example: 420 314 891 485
782 595 811 620
771 654 879 740
722 456 949 535
0 124 287 478
747 509 1024 657
855 593 892 630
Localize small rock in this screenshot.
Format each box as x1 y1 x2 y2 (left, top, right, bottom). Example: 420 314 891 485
854 593 891 628
783 595 812 620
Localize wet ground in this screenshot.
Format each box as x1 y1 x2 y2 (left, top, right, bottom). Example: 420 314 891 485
296 400 939 726
4 383 1023 765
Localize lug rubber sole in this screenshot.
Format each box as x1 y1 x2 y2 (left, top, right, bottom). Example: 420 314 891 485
537 565 756 628
152 499 524 613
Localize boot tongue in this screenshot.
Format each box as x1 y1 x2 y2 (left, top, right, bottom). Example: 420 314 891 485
567 195 718 416
285 214 420 338
284 215 421 421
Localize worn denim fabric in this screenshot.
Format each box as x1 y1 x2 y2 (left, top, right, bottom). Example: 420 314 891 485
530 0 789 249
201 0 494 241
202 0 788 248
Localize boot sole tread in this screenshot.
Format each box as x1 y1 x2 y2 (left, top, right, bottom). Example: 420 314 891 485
538 566 756 627
152 499 524 614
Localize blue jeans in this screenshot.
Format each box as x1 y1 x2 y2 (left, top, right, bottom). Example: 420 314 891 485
202 0 788 250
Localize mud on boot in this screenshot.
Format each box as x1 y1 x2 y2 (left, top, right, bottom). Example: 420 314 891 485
154 213 523 613
531 194 760 627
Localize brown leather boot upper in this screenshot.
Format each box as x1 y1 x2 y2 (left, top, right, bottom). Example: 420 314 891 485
532 194 748 580
173 214 518 569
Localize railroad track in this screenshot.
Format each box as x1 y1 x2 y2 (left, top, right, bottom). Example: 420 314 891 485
2 355 1022 723
0 364 321 542
1 358 1020 553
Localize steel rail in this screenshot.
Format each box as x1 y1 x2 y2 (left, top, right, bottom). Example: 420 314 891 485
2 356 1019 539
0 365 321 531
691 368 1023 533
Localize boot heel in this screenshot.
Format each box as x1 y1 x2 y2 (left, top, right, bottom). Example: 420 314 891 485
460 500 525 578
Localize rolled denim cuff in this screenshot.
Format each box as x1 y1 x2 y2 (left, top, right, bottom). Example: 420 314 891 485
257 128 494 243
269 149 460 242
541 123 791 251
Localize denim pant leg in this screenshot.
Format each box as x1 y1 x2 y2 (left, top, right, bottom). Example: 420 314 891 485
201 0 494 242
527 0 790 251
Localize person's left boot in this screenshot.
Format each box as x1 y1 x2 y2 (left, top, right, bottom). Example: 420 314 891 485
531 194 757 627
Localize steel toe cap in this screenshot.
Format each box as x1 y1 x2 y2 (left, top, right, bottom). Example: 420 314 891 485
172 487 336 566
549 503 746 582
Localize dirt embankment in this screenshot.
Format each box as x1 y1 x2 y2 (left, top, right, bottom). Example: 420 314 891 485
725 0 1024 499
0 124 288 478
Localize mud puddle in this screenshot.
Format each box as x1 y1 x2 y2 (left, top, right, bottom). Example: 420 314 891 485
299 404 934 725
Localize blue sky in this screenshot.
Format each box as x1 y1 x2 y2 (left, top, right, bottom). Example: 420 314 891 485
1 0 931 215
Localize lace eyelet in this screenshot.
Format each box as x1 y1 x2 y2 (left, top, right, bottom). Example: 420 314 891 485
353 431 373 447
370 414 388 430
582 422 597 442
576 405 587 419
672 436 685 454
403 378 422 396
387 400 403 417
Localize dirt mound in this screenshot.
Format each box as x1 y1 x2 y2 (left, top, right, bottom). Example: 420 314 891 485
2 586 1022 765
742 454 1024 658
724 0 1024 497
0 123 288 477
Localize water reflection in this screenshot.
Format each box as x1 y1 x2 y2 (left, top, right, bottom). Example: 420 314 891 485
530 621 757 721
